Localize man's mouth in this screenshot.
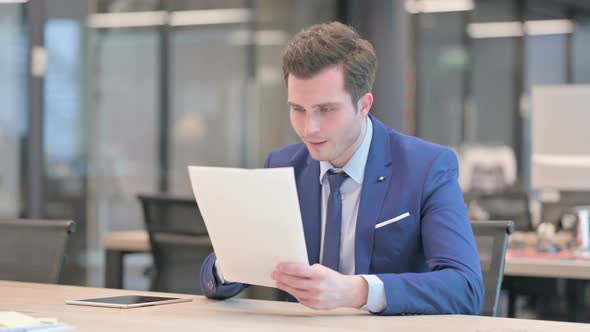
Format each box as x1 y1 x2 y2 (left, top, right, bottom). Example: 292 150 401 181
307 140 327 147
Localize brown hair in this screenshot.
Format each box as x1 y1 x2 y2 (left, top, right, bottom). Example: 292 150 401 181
282 21 377 104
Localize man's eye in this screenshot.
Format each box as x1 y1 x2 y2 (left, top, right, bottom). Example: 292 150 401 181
292 108 304 112
320 107 332 113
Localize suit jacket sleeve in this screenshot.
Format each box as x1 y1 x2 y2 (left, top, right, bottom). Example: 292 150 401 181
199 155 276 299
375 149 484 315
200 252 249 299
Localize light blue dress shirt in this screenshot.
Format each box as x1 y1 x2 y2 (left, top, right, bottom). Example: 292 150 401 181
318 116 386 313
216 116 385 312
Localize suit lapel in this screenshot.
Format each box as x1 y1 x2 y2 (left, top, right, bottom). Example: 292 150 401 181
296 157 321 265
355 116 393 274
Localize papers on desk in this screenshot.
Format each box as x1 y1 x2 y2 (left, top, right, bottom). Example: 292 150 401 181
0 311 73 331
188 166 309 288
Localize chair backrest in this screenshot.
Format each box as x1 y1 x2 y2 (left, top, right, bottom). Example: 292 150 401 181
0 219 75 284
467 190 532 231
471 220 514 316
459 144 516 193
138 194 212 294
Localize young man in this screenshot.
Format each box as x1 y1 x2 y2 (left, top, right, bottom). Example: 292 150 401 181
200 22 484 315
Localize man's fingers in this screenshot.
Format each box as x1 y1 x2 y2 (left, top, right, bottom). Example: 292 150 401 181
273 271 315 291
299 298 321 310
276 282 312 302
277 262 324 279
277 262 313 277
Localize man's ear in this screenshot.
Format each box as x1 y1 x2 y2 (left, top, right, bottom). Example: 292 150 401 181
357 93 373 117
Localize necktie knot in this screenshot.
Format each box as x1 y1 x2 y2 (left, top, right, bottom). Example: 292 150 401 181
327 170 348 193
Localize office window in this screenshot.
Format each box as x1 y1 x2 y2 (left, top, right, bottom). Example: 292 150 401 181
415 11 466 148
0 3 26 218
168 8 252 195
524 0 568 91
85 0 338 288
469 0 518 146
414 0 519 148
86 25 160 287
42 2 90 285
573 16 590 83
413 0 590 189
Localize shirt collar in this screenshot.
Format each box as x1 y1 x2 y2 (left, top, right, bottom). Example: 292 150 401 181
319 116 373 185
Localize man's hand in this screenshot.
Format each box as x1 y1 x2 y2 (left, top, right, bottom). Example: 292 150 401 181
271 262 368 310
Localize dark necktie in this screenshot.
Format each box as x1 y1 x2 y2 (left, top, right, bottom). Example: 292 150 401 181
321 170 349 272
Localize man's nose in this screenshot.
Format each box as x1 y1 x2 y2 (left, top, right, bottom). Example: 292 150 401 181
304 113 320 136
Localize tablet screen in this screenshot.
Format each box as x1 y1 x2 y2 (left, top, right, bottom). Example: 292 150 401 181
77 295 180 305
65 295 191 308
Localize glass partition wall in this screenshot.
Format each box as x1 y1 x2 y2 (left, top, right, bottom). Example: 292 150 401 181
412 0 590 190
85 0 337 288
1 0 337 288
0 1 26 219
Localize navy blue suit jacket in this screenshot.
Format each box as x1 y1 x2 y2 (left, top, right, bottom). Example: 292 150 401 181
200 115 484 315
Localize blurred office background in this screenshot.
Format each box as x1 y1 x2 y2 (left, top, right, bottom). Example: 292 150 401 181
1 0 590 322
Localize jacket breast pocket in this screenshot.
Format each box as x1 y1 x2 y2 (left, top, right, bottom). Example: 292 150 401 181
375 212 411 230
372 212 420 271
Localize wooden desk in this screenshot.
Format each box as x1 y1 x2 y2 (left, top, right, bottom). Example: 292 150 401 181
102 231 211 291
103 231 590 286
104 231 590 274
102 231 150 289
505 249 590 279
505 231 590 279
503 248 590 321
2 280 588 332
102 231 150 253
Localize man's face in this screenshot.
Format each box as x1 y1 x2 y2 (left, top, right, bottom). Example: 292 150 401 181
288 65 372 168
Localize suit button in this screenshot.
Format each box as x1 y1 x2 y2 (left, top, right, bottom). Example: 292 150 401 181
208 280 214 290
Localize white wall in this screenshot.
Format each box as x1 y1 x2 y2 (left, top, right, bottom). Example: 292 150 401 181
532 85 590 190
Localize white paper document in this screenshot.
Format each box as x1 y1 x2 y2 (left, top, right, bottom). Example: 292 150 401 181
188 166 309 288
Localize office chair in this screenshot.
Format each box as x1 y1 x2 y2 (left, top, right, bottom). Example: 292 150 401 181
0 219 75 284
471 220 514 317
466 190 532 232
459 144 517 193
138 193 212 294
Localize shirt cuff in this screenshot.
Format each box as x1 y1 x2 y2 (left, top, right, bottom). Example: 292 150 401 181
214 259 226 284
359 275 387 313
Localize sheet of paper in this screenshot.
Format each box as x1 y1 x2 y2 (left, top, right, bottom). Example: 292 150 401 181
0 311 66 330
0 311 42 328
188 166 309 288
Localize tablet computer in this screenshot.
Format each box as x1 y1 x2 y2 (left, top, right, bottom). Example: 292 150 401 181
65 295 191 308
